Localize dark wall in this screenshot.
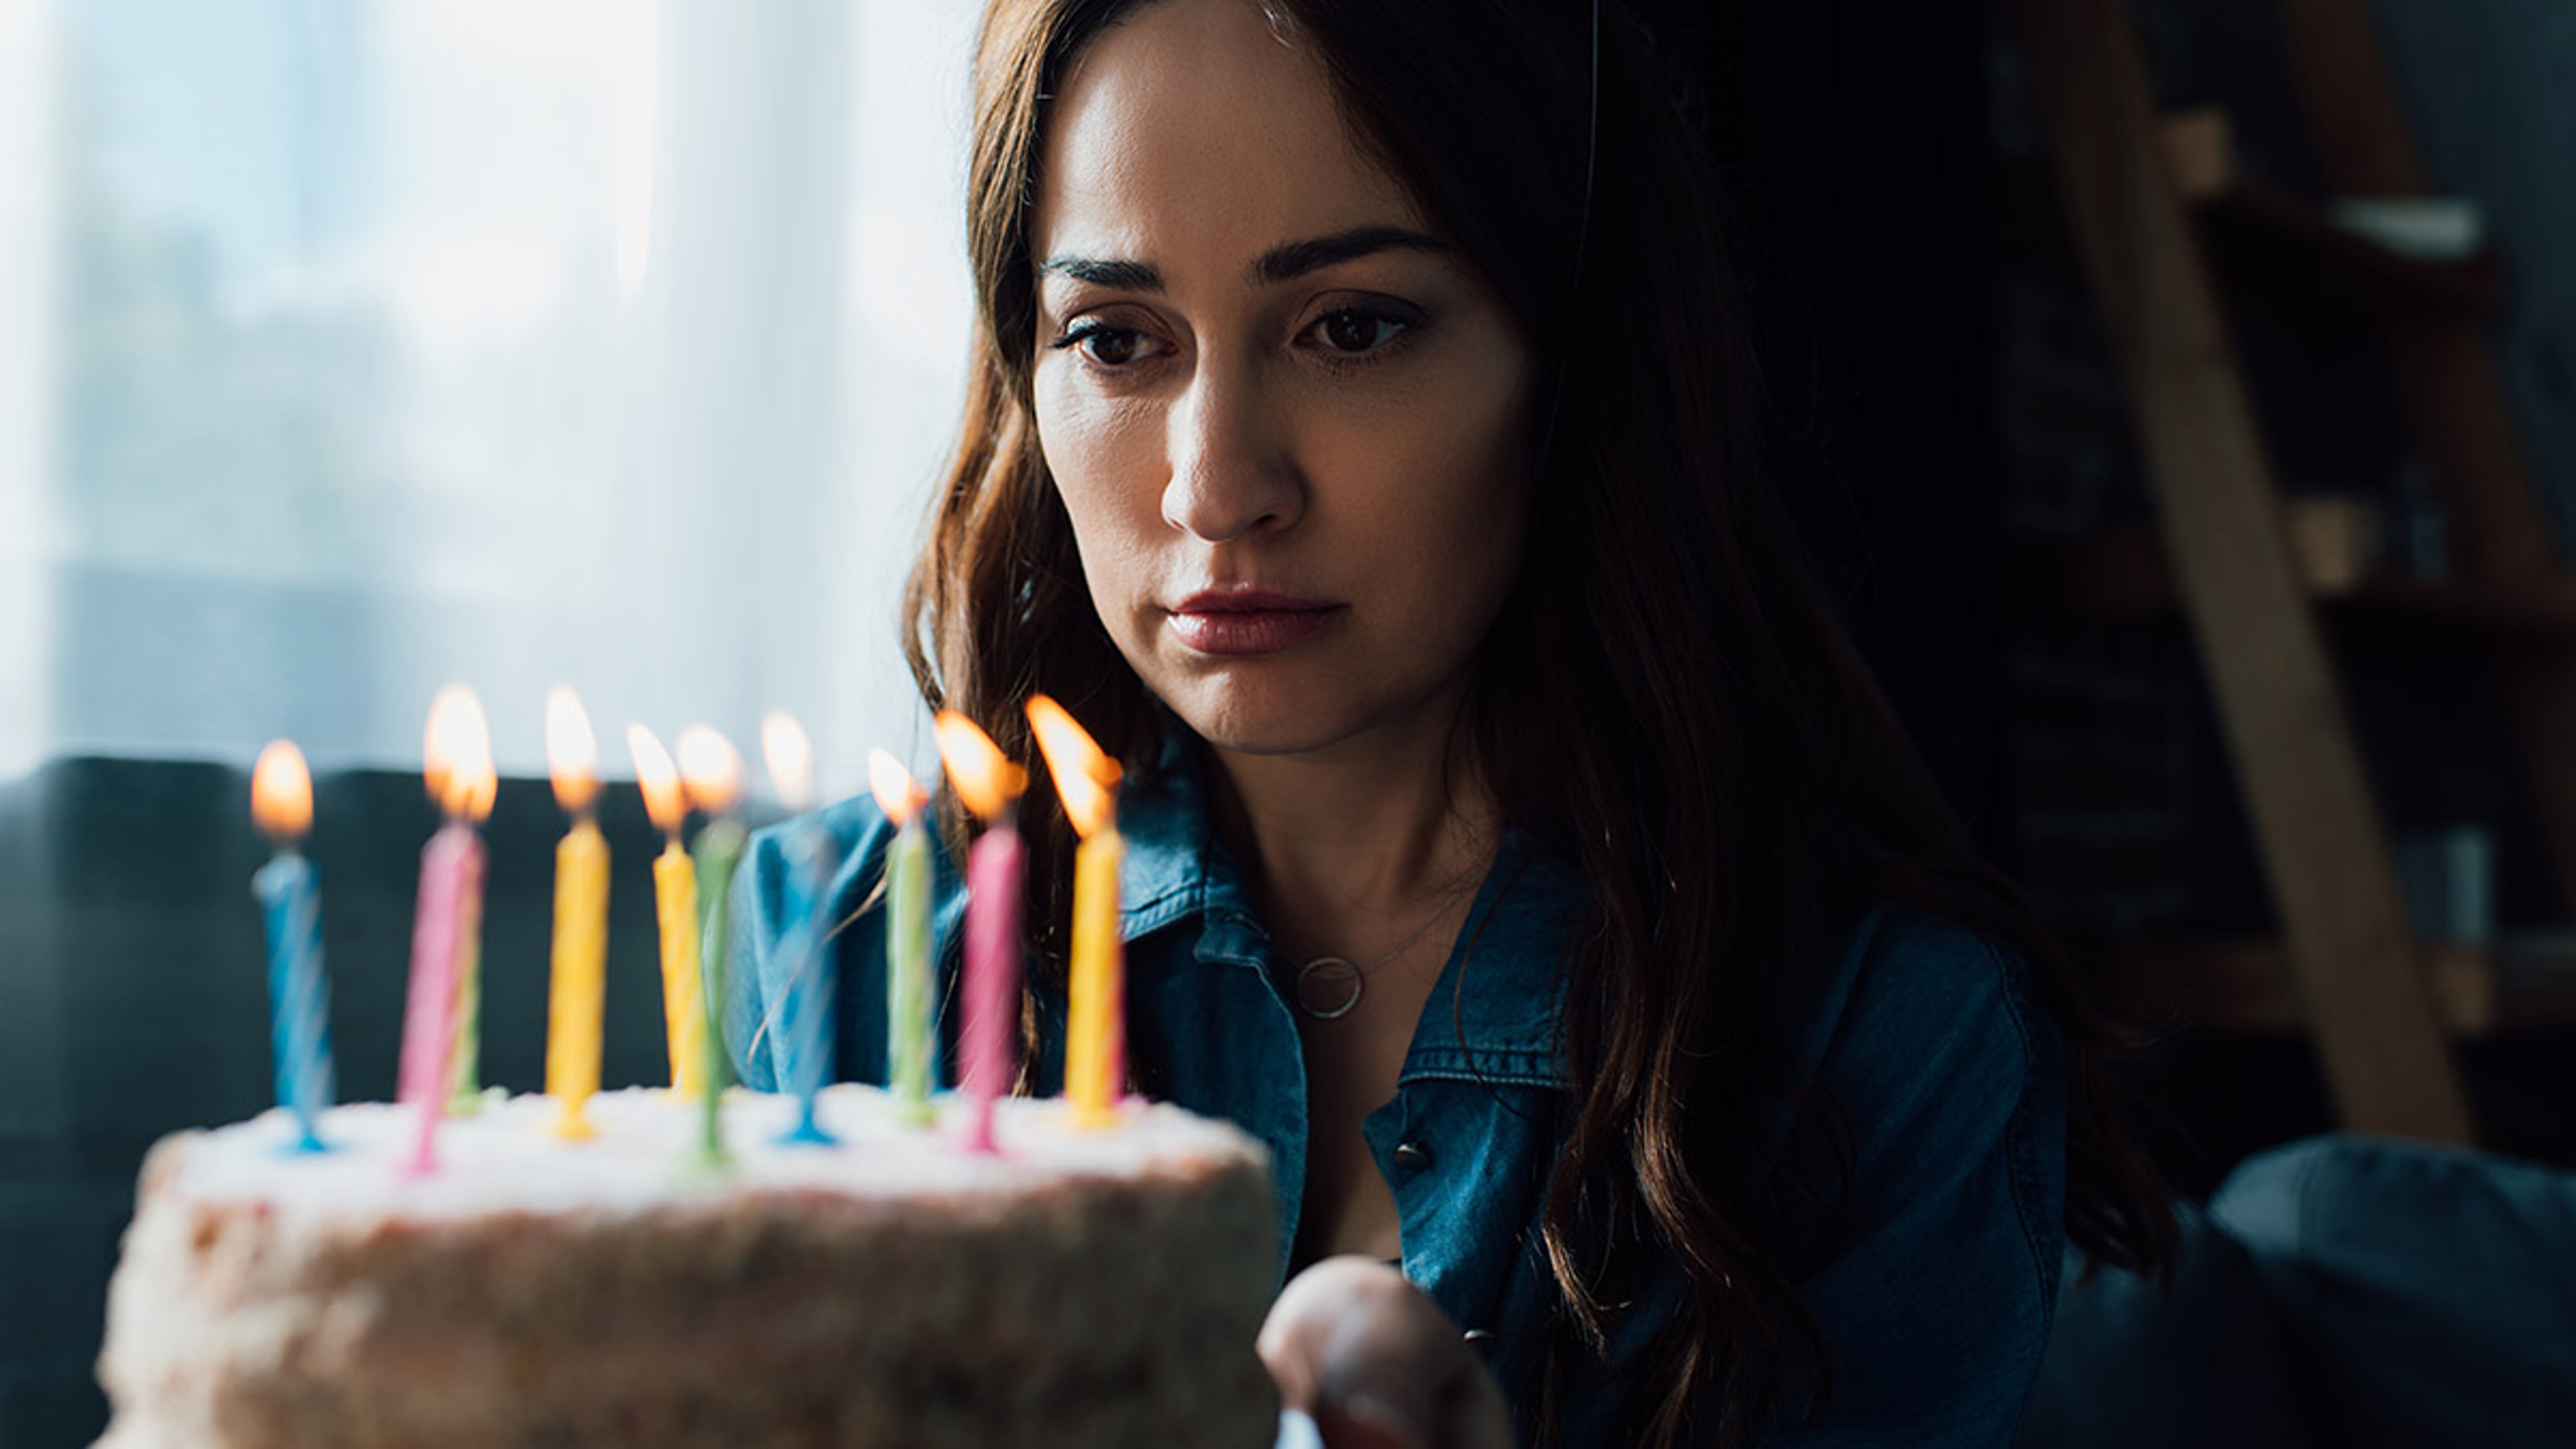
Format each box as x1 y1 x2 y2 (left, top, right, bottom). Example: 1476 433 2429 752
1648 0 2013 855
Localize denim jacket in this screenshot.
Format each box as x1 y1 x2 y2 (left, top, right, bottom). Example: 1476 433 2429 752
724 735 2065 1444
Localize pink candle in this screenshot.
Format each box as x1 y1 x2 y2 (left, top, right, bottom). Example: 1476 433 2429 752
934 710 1028 1153
959 814 1024 1150
399 822 482 1173
398 684 494 1175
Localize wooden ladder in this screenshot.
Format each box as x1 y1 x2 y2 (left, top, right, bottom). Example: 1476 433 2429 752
2001 0 2576 1142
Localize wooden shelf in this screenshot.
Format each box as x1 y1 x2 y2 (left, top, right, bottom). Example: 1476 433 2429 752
1998 115 2500 343
2026 496 2576 638
2153 106 2502 329
2194 178 2502 333
2342 573 2576 639
2102 933 2576 1037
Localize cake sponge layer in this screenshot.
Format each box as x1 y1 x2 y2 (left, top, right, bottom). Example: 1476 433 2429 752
98 1087 1278 1448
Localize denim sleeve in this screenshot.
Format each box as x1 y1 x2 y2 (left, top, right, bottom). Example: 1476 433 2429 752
722 824 797 1091
1762 912 2069 1446
722 798 904 1093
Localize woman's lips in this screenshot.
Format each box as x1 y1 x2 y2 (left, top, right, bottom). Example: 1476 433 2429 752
1167 590 1341 657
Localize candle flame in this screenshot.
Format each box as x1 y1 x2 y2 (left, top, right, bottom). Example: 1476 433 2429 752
934 710 1026 822
868 749 929 825
628 723 688 836
460 757 498 824
761 711 816 811
1026 695 1120 839
546 686 600 815
250 739 313 841
676 724 744 814
423 684 496 821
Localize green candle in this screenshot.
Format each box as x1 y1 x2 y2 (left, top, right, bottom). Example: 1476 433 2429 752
445 902 487 1113
871 751 935 1126
677 726 748 1169
693 815 746 1162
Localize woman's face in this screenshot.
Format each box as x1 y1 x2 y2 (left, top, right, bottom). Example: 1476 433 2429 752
1028 0 1536 763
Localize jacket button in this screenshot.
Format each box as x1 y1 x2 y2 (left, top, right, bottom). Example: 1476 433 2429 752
1391 1139 1431 1172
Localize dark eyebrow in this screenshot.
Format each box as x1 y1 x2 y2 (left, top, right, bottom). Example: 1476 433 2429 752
1034 225 1447 294
1034 256 1165 292
1251 225 1448 284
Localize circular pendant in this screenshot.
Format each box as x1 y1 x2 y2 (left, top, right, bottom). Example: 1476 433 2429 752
1294 957 1364 1020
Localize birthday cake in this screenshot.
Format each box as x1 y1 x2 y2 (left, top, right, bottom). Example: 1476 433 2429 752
94 1085 1279 1448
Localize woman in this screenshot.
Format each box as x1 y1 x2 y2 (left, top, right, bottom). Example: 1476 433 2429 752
729 0 2177 1444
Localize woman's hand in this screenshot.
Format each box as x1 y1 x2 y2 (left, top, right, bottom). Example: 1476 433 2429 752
1258 1256 1514 1449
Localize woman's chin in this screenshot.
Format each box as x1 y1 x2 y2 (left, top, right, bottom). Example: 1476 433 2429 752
1148 676 1351 759
1169 704 1340 759
1149 670 1464 766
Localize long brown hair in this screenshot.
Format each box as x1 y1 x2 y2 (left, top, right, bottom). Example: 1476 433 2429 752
907 1 2179 1444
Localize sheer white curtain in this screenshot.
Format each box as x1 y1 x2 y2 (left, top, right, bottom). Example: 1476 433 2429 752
1 0 60 784
1 0 979 796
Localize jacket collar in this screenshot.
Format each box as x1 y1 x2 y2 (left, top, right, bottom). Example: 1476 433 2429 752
1110 718 1217 935
1114 722 1576 1087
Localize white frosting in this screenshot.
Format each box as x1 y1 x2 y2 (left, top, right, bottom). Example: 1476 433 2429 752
166 1086 1266 1222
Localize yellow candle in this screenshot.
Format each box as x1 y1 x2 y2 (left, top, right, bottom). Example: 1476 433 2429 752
545 684 609 1140
1066 826 1124 1126
654 843 704 1095
548 819 610 1137
630 724 704 1096
1027 695 1124 1130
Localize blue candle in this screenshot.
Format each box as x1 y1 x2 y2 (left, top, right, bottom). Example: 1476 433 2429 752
250 741 333 1153
771 820 841 1143
762 713 842 1144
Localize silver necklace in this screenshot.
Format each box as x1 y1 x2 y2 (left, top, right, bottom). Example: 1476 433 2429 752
1291 873 1479 1021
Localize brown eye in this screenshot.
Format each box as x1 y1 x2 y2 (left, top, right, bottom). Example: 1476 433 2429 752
1051 322 1163 369
1317 309 1399 354
1082 328 1143 366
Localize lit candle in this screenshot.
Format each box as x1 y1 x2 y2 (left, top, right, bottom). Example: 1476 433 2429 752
763 712 841 1145
935 710 1026 1154
1026 695 1125 1129
545 688 609 1140
400 684 493 1174
250 740 333 1154
628 724 704 1097
678 724 747 1167
869 749 935 1127
437 692 498 1117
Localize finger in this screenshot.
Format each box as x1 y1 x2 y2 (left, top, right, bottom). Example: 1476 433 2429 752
1261 1258 1430 1421
1260 1258 1510 1449
1433 1359 1513 1449
1256 1282 1325 1413
1311 1395 1430 1449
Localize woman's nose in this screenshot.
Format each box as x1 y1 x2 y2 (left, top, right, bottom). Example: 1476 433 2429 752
1161 366 1302 543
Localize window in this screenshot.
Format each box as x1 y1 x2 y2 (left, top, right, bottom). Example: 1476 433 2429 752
2 0 979 794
